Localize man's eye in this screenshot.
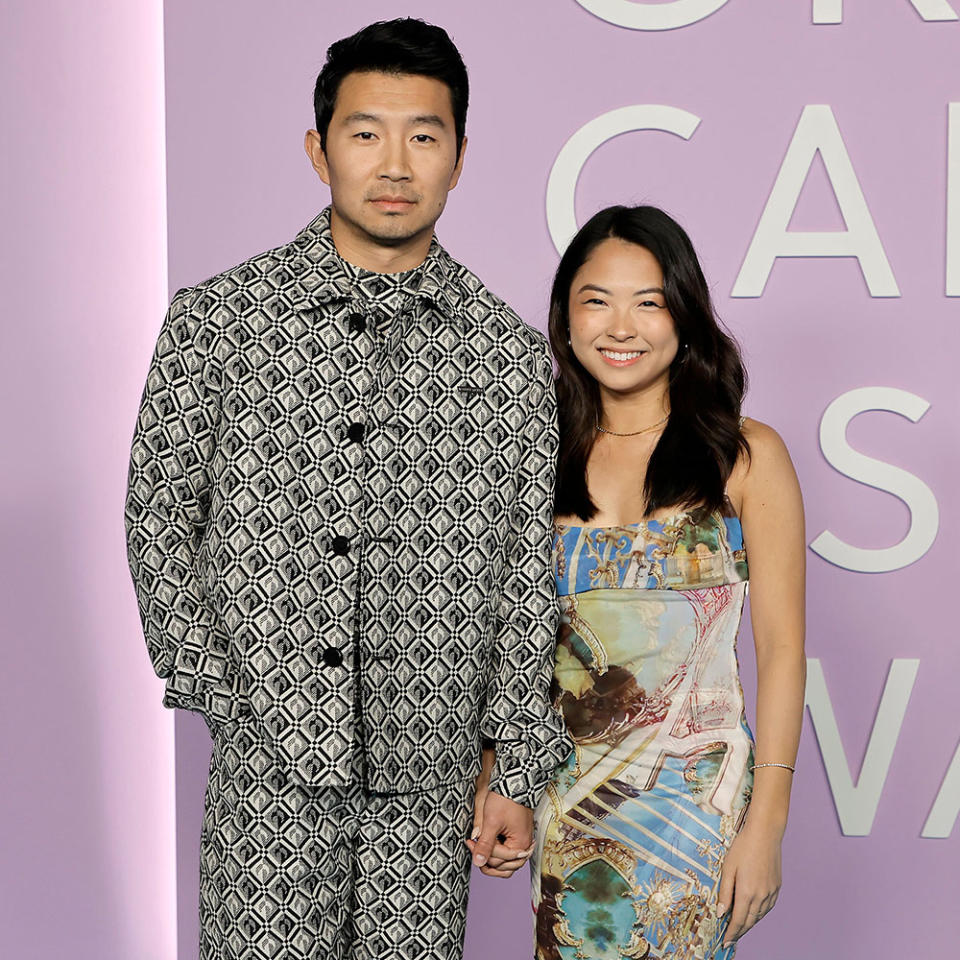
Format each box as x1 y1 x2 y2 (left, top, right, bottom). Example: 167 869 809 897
354 132 376 141
413 134 436 143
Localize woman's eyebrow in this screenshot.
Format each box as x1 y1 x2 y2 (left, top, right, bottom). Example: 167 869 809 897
575 284 665 295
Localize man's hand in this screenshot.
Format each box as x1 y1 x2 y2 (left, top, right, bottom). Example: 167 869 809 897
465 776 535 879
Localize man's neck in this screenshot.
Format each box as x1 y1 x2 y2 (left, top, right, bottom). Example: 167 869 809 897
329 207 432 274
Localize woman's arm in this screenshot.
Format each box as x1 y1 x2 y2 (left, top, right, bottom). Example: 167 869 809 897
720 418 806 948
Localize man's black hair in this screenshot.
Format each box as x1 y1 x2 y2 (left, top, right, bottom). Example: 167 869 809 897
314 18 469 157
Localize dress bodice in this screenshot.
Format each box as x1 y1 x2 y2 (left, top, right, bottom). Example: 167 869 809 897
553 506 748 596
546 503 753 808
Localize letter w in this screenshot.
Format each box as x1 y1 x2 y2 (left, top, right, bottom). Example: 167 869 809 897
813 1 958 22
805 657 919 835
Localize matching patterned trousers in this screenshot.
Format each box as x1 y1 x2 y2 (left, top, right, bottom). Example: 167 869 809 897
199 717 474 960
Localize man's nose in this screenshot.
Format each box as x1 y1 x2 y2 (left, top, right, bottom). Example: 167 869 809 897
378 139 412 181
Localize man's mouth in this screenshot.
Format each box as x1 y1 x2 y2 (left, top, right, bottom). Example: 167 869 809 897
370 196 416 210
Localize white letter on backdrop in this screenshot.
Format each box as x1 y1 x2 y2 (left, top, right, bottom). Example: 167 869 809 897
732 105 899 298
812 0 844 19
806 658 919 836
948 103 959 296
574 0 731 30
810 387 938 572
546 106 701 255
813 0 958 22
923 740 960 838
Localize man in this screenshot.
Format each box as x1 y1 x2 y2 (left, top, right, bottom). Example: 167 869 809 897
125 17 571 960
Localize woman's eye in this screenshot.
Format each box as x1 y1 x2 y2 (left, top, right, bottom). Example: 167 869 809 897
584 298 606 306
639 300 663 309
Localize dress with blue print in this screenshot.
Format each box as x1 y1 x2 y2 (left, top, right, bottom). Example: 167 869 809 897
532 503 753 960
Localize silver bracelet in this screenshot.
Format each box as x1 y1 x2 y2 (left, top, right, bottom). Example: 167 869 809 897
750 762 795 772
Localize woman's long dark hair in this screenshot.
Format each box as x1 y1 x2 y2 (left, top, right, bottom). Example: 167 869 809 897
549 205 749 521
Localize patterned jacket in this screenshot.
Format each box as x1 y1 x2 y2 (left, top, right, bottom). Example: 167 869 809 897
124 207 572 806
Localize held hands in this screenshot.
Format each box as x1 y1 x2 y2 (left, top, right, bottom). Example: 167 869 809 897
465 747 535 878
716 819 783 949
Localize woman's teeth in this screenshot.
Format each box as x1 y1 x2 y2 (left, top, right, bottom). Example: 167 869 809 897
600 349 645 360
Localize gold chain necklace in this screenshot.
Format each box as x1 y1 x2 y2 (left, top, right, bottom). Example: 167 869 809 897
596 414 669 437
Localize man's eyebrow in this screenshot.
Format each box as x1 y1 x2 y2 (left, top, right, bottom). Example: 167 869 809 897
341 112 447 128
411 114 446 127
575 284 665 296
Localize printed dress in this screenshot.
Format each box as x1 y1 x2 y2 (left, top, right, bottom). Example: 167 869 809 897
532 506 753 960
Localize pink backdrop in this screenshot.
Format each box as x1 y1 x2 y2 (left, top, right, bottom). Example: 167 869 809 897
2 2 177 959
6 1 957 958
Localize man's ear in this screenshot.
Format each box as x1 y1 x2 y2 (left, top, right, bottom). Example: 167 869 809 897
449 134 468 191
304 129 331 185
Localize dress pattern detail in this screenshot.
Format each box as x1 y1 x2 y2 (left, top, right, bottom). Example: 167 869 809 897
533 507 753 960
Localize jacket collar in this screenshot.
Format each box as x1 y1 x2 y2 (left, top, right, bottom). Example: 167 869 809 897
290 206 461 318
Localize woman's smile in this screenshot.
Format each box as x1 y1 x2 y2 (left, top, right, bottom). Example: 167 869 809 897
598 347 648 366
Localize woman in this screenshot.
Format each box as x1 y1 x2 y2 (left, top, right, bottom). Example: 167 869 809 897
530 205 805 959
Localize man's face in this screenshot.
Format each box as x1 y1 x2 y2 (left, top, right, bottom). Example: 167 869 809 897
308 71 465 256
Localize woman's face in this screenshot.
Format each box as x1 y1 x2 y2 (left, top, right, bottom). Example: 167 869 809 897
567 238 679 399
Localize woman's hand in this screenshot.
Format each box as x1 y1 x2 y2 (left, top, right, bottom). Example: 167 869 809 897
717 818 783 949
471 747 495 840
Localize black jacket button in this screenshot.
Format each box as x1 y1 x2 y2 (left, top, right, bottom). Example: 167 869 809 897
322 646 343 668
347 422 365 443
331 535 350 556
348 313 366 334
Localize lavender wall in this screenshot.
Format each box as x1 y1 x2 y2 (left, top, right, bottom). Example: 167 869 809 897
162 3 958 958
7 2 955 959
162 2 958 958
2 2 177 958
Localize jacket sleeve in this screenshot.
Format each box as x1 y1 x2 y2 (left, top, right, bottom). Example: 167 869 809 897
482 340 574 809
124 287 239 722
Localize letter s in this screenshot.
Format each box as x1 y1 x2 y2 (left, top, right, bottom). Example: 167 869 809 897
810 387 939 572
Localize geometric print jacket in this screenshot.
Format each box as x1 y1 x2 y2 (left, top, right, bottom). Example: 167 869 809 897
124 207 573 808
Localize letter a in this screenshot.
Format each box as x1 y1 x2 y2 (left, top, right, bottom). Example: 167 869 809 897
732 105 899 298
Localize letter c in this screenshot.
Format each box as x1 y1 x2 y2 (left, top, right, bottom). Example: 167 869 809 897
546 105 701 255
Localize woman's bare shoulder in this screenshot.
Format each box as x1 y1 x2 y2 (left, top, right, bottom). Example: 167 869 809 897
728 417 798 512
741 416 787 451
